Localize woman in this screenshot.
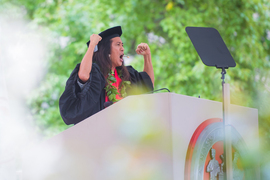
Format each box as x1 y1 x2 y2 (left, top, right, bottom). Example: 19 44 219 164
59 26 154 125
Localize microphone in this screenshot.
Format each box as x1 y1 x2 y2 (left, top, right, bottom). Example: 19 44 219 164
145 88 171 94
104 101 113 108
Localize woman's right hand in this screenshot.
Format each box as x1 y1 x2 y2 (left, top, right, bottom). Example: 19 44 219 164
90 34 102 46
79 34 101 82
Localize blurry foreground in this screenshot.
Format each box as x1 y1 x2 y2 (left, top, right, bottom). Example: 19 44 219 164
0 7 47 179
1 0 270 179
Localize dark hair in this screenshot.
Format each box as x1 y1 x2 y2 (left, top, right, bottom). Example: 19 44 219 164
92 37 131 82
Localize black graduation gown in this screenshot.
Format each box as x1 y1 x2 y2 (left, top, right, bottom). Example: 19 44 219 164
59 63 154 125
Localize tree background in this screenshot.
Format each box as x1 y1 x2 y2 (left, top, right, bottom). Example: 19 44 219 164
1 0 270 176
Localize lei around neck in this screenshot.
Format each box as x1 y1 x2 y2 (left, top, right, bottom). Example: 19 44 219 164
104 69 131 103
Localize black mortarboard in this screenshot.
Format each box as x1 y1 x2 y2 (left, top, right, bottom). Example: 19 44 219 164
86 26 122 52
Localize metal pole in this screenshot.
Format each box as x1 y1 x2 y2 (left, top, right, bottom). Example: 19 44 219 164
222 69 233 179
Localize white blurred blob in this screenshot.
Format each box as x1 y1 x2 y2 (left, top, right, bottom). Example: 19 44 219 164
147 32 166 45
21 140 65 180
0 8 48 180
266 29 270 41
252 12 259 21
123 55 134 66
59 36 70 49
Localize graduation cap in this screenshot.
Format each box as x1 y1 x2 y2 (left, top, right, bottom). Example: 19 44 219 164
86 26 122 52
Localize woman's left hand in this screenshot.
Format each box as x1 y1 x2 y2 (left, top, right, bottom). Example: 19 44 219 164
136 43 151 56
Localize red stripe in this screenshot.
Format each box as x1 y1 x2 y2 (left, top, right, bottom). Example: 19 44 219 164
184 118 222 180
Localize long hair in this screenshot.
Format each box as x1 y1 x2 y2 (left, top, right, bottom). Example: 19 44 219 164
92 37 130 82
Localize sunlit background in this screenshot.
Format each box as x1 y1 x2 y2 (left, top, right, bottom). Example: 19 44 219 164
0 0 270 179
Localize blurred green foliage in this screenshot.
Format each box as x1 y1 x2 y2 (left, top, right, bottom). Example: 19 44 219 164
1 0 270 150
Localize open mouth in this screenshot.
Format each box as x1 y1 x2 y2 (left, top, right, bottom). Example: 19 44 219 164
120 54 124 62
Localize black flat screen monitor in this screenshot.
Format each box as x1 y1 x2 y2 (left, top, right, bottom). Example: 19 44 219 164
186 27 236 69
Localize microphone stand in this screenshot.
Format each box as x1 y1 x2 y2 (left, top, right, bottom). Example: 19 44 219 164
221 67 233 180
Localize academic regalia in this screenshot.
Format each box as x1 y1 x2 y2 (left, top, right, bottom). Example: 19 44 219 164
59 63 153 125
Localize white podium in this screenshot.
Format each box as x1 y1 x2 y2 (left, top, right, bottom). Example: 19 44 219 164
21 93 259 180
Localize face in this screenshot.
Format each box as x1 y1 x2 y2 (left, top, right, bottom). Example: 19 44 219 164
110 37 124 70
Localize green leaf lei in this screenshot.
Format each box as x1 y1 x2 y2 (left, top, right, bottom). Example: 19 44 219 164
104 69 131 103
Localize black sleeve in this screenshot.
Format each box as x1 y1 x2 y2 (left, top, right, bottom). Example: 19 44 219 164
59 63 106 125
126 66 154 94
